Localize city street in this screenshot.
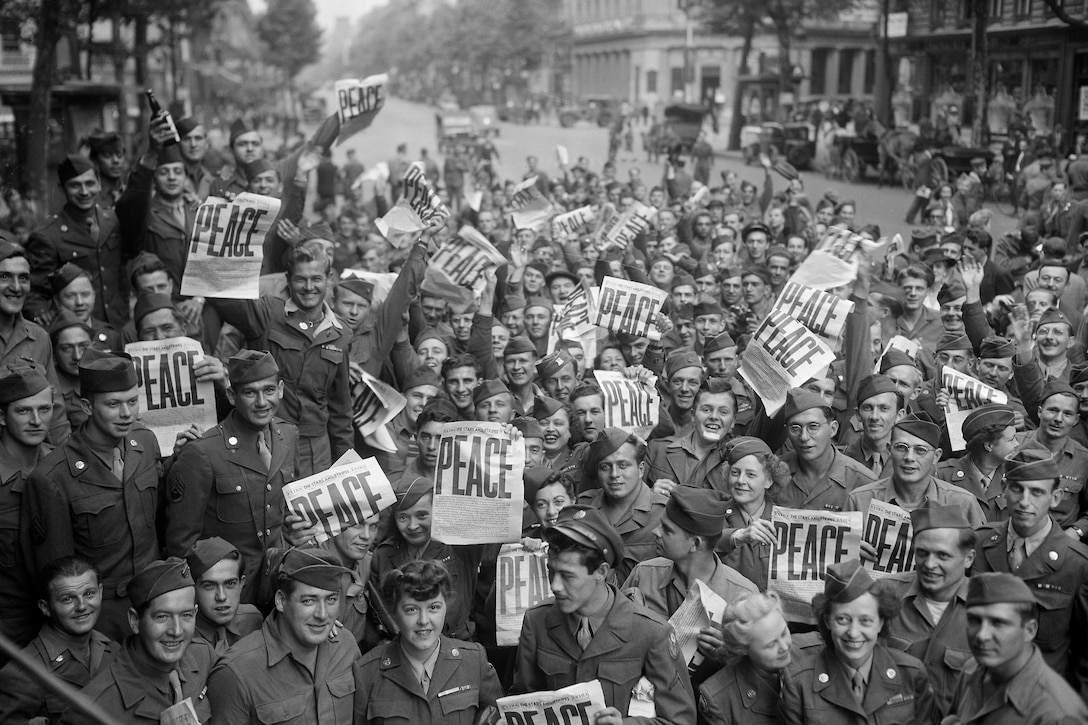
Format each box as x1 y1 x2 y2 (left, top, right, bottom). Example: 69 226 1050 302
336 96 1022 243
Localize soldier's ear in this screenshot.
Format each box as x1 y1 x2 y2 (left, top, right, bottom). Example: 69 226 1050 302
127 608 140 636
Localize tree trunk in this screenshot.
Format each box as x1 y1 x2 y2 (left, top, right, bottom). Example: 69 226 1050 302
728 17 756 151
970 0 989 146
25 0 63 201
133 13 149 133
110 4 128 139
776 21 792 122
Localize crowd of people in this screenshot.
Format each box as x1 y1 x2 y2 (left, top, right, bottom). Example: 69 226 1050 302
0 98 1086 725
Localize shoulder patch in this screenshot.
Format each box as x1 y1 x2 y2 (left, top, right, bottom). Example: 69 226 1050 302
668 628 679 660
169 474 186 503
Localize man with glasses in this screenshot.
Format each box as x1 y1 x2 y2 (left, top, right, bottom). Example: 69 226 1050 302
845 417 985 527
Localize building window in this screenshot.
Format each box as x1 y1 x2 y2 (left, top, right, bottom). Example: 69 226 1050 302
810 49 828 95
647 69 658 93
838 50 855 96
670 67 683 95
931 0 947 27
990 0 1003 18
1015 0 1031 17
0 28 19 53
863 50 875 94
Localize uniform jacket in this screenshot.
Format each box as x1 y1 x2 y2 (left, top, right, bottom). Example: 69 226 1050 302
1015 432 1088 533
26 204 128 325
717 503 773 592
0 315 71 444
577 485 668 583
934 455 1009 523
0 440 50 641
192 605 264 656
353 637 502 725
0 624 117 724
646 430 732 492
116 163 196 298
350 242 427 379
513 586 696 725
698 638 823 725
971 518 1088 696
779 643 936 725
63 637 214 725
165 413 299 601
208 614 361 725
24 425 163 598
777 449 877 513
622 556 758 619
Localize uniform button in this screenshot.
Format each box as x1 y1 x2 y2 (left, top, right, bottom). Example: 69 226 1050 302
745 689 755 698
61 225 68 232
75 460 85 470
451 648 459 657
130 439 137 447
1049 551 1058 561
266 484 272 491
235 485 242 492
257 531 263 538
886 669 896 679
818 673 829 683
265 529 270 536
266 504 271 509
55 655 64 662
228 437 238 445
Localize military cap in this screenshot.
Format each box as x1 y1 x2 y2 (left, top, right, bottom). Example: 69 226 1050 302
48 309 93 342
228 350 279 386
526 262 550 278
692 263 716 280
279 548 350 591
702 331 735 354
185 537 240 580
615 332 643 345
79 352 137 394
419 397 459 423
966 572 1038 607
910 504 971 533
783 388 829 421
910 228 937 247
741 265 773 286
979 336 1015 359
924 247 957 268
1040 379 1077 405
503 294 527 313
856 374 900 406
156 144 183 168
962 404 1016 443
504 336 537 357
894 415 941 448
773 159 799 181
415 328 448 347
86 130 122 156
765 244 791 262
175 117 202 138
229 118 257 145
472 378 511 406
665 487 730 537
671 274 696 291
57 155 96 185
665 350 703 380
402 365 441 391
582 427 637 479
672 303 694 323
1071 362 1088 386
511 417 543 440
0 366 49 406
549 505 624 567
1038 156 1055 169
0 240 23 265
878 349 917 373
935 331 972 352
545 270 579 290
534 396 564 421
741 222 771 240
1005 449 1060 482
726 436 772 465
693 299 724 318
132 291 174 325
244 158 275 179
1034 308 1072 331
523 466 554 504
823 559 875 603
128 557 193 609
48 262 87 295
936 281 967 305
939 230 963 248
524 295 553 313
337 276 374 303
536 349 574 381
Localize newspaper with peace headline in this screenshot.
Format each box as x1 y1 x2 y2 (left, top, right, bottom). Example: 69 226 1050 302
593 277 667 341
668 580 728 666
509 177 553 230
352 369 407 453
334 73 388 144
596 201 655 251
738 309 836 416
125 337 217 454
787 226 896 290
941 368 1009 451
496 543 553 646
498 681 607 725
863 499 914 579
551 205 595 241
430 226 507 287
375 162 450 246
548 283 599 363
432 421 525 545
768 506 863 622
873 335 922 373
281 458 396 543
180 193 279 298
773 281 855 347
593 370 659 439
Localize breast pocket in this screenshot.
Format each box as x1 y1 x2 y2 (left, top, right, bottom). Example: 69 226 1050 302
367 698 413 725
214 476 252 524
1033 585 1074 651
327 671 356 721
537 650 573 689
874 695 918 725
596 658 643 709
439 688 480 725
0 504 21 568
71 493 124 548
133 473 158 529
255 693 310 725
942 647 972 673
267 328 305 386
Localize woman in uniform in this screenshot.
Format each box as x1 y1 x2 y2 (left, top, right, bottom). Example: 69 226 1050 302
355 559 503 725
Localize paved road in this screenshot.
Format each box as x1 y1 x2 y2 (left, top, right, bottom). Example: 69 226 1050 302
334 97 1020 242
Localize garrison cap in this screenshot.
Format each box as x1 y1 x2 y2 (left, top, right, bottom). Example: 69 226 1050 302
962 404 1016 443
48 309 93 342
665 350 703 380
156 144 183 167
175 117 202 138
279 548 350 591
502 294 527 313
545 269 579 289
937 280 967 305
86 130 122 156
1040 379 1077 405
128 557 193 609
783 388 829 421
228 350 279 386
229 118 258 145
522 466 554 503
741 222 770 240
1035 308 1072 331
582 427 637 479
1004 448 1059 482
726 436 772 465
979 336 1015 359
49 262 87 295
671 274 696 291
936 331 972 352
823 559 875 603
910 229 937 247
0 365 49 406
533 396 564 420
79 352 137 394
910 504 971 533
337 276 374 303
548 505 624 567
879 349 917 373
511 416 544 440
132 292 174 325
967 572 1038 607
244 158 275 179
894 415 941 448
185 537 240 580
524 295 552 313
665 487 730 537
741 264 773 286
402 365 442 391
472 378 511 406
504 336 537 357
1072 362 1088 386
702 331 736 354
693 299 724 318
856 374 899 405
536 349 574 381
58 155 96 185
419 397 459 423
0 239 23 265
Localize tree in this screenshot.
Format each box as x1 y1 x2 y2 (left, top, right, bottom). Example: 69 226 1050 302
257 0 322 81
1040 0 1088 30
698 0 763 149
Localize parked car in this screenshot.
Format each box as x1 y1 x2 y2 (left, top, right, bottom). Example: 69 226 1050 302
469 105 500 137
558 97 618 128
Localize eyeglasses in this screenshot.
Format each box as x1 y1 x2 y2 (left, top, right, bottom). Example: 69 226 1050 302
891 443 934 457
787 421 826 437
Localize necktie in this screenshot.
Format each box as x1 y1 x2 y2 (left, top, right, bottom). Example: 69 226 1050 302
112 447 124 481
576 617 592 650
257 430 272 470
1010 537 1027 570
420 668 430 694
851 671 865 703
87 213 99 242
168 669 184 704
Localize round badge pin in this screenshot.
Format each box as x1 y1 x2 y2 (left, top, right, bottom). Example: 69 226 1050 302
818 673 829 683
228 437 238 445
887 669 896 679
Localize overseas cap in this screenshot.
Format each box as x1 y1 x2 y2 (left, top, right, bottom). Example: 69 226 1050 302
536 349 574 381
910 504 970 533
228 350 279 386
967 572 1038 607
937 280 967 305
671 274 696 290
402 365 442 391
511 416 543 440
522 466 554 503
856 374 899 406
79 352 137 394
279 548 350 592
229 118 257 145
1004 448 1059 482
1040 380 1077 405
665 487 730 537
533 396 564 420
879 349 917 374
582 427 637 479
726 436 772 465
693 299 724 318
702 331 736 354
48 309 93 342
548 505 624 567
783 388 829 421
0 365 49 406
185 537 240 580
176 117 202 138
936 331 972 352
665 350 703 380
472 378 511 406
58 155 96 185
1071 362 1088 386
962 404 1016 443
504 336 537 357
894 415 941 449
1035 308 1072 331
49 262 87 295
338 276 374 303
133 292 174 325
979 336 1015 359
128 557 193 609
156 145 183 168
823 559 875 603
0 239 24 265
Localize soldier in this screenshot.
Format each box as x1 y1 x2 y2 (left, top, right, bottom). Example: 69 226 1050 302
208 549 360 724
86 130 126 207
45 263 120 349
208 118 263 199
647 377 736 494
175 117 214 202
841 374 905 477
184 537 262 655
24 352 162 642
935 404 1018 521
472 378 515 424
946 572 1088 723
0 555 118 723
512 505 697 724
63 557 215 724
972 449 1088 696
49 311 94 431
166 350 300 602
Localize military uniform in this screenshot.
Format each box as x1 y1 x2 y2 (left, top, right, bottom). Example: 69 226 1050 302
513 585 697 725
207 614 360 725
935 454 1009 523
24 425 163 642
946 645 1088 724
1016 433 1088 533
972 519 1088 695
845 476 987 528
577 484 668 583
0 315 72 443
350 242 427 378
777 448 877 512
779 643 936 725
165 412 300 602
0 623 117 723
840 436 893 478
192 606 263 656
25 205 128 325
63 637 214 725
717 503 773 591
622 555 757 618
211 296 352 476
646 430 732 492
353 637 502 725
0 439 50 652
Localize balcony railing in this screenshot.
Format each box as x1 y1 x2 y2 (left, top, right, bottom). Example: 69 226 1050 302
0 49 34 69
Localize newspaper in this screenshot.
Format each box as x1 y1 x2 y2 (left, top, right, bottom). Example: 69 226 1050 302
592 370 659 439
334 73 388 143
593 277 668 340
498 681 607 725
668 580 728 666
281 458 396 542
125 337 217 454
551 205 596 241
352 369 407 453
496 543 553 646
160 698 200 725
873 335 922 372
863 499 914 579
509 177 553 230
430 226 507 287
181 193 279 298
768 506 863 622
432 421 525 544
773 281 855 342
941 368 1009 451
598 201 655 251
375 162 450 246
737 309 836 416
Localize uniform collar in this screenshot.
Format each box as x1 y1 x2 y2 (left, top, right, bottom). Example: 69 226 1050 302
284 298 342 334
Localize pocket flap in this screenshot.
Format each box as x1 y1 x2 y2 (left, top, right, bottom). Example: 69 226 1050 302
255 693 309 723
268 327 304 351
942 647 972 671
327 672 356 698
368 699 403 719
597 658 642 684
71 493 115 516
214 476 247 495
537 650 571 676
439 688 478 715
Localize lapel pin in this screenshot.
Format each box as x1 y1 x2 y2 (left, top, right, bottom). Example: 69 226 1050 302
1049 551 1058 561
818 673 829 683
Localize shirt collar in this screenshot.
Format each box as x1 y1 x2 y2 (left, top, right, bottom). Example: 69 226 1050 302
401 639 442 684
283 298 342 333
1007 517 1053 555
